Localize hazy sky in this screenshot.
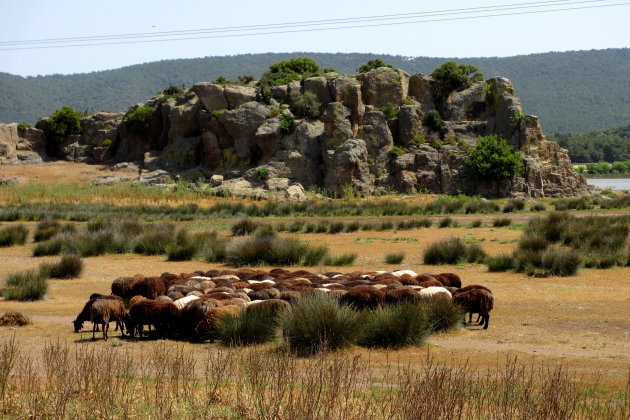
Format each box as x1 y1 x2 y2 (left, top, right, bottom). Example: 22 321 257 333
1 0 629 76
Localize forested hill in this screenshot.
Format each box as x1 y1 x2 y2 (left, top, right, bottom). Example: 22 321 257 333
550 123 630 163
1 48 630 133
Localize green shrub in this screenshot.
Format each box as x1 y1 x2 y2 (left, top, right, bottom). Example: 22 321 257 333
402 97 416 106
256 166 270 181
162 85 184 96
470 219 483 228
423 298 464 333
302 245 330 266
390 146 405 157
517 234 549 252
289 90 322 118
357 59 394 73
17 122 32 132
269 57 320 75
438 217 453 228
42 255 84 279
531 202 547 212
326 221 344 234
237 75 255 85
211 108 228 118
423 110 444 131
226 234 326 266
423 238 487 265
218 307 278 346
322 67 336 73
266 108 283 118
0 224 28 247
431 61 484 104
230 218 259 236
466 135 523 181
487 253 515 272
280 293 364 355
540 247 582 276
278 114 296 134
409 134 426 147
133 230 174 255
214 76 230 85
201 235 230 263
124 105 154 137
324 253 356 266
384 253 405 264
493 218 512 227
359 303 430 348
503 199 525 213
2 269 49 301
32 236 65 256
72 232 112 257
380 103 399 121
47 106 83 141
100 139 112 147
166 242 198 261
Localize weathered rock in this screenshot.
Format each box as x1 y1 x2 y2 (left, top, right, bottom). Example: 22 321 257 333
224 86 257 108
167 101 201 144
397 105 426 146
408 74 435 111
0 124 20 161
359 67 409 108
179 166 212 181
162 137 201 170
0 177 21 185
192 83 228 112
92 175 134 186
285 183 307 202
201 132 223 169
80 112 122 147
218 102 269 162
136 170 173 185
254 117 282 162
302 77 332 105
360 110 393 162
323 139 373 195
211 178 267 199
322 102 353 150
209 174 224 187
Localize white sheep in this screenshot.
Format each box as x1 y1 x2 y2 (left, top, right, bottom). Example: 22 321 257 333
173 295 200 310
418 286 452 300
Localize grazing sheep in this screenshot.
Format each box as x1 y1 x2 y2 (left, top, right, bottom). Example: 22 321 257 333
111 276 138 299
246 299 291 317
453 285 493 323
339 286 386 309
130 276 167 299
89 298 126 341
453 289 494 329
176 299 218 340
418 286 452 301
125 300 178 339
73 295 124 333
89 293 104 300
198 305 242 339
434 273 462 288
173 295 200 310
155 296 173 303
417 279 444 288
384 288 421 305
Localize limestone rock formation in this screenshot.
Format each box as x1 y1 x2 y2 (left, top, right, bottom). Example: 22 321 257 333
0 67 591 199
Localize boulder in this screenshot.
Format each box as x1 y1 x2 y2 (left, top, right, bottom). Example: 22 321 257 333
210 174 224 186
360 110 393 162
211 178 267 199
323 139 373 195
79 112 123 147
0 124 20 161
397 105 427 146
92 175 134 186
192 83 228 112
224 86 257 108
167 101 201 144
162 137 201 170
201 132 223 169
136 170 173 186
322 102 353 150
408 74 435 111
330 76 365 135
254 117 282 162
218 102 269 162
359 67 409 108
302 77 332 105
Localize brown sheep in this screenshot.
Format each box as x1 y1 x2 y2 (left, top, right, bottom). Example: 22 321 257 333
417 279 444 288
111 277 138 299
339 286 385 310
452 289 493 329
434 273 462 288
176 299 219 340
246 299 291 317
453 285 493 323
384 288 421 305
130 276 167 299
279 291 301 304
73 295 124 333
125 300 178 339
90 298 126 340
197 305 241 339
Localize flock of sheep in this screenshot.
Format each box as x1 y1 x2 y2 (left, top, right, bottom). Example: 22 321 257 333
73 268 494 341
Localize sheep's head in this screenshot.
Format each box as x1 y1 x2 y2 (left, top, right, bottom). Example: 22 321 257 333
72 318 83 333
123 315 135 337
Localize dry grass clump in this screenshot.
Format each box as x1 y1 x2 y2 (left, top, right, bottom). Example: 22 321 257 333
423 238 487 265
0 224 28 247
0 312 31 327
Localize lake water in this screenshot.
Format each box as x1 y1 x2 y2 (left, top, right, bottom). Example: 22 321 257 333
586 178 630 190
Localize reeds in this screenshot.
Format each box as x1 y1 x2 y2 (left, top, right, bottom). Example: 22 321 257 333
423 238 488 265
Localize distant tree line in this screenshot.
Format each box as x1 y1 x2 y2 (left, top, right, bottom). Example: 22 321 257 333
551 123 630 163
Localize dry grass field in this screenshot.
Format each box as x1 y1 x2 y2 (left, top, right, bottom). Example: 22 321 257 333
1 163 629 418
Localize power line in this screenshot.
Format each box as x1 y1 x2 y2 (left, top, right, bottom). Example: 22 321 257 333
0 0 627 51
0 0 595 46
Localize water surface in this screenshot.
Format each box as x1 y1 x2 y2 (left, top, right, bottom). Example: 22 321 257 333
586 178 630 190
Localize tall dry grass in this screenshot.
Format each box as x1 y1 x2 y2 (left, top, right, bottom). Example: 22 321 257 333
0 336 628 419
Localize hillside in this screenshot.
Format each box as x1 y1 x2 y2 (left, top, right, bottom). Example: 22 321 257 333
1 49 630 133
550 122 630 163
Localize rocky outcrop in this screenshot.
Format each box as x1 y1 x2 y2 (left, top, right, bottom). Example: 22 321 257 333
0 68 590 199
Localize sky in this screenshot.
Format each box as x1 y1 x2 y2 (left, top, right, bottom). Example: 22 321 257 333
1 0 629 77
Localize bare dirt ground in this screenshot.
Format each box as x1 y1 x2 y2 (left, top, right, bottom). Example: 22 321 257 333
0 161 136 185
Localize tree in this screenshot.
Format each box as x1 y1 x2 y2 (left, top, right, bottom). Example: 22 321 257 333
357 59 394 73
47 106 83 141
431 61 484 104
466 135 523 180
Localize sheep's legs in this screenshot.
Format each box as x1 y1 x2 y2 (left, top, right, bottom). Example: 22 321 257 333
483 314 490 329
92 322 97 341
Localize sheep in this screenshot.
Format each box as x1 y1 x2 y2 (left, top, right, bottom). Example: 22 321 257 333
155 296 174 303
384 288 421 305
453 289 493 329
173 295 200 310
417 286 452 301
176 299 218 340
125 300 179 339
130 276 167 299
453 285 493 323
73 295 124 333
246 299 291 317
433 273 462 288
111 276 138 299
339 286 385 309
417 279 444 288
89 298 126 341
197 305 242 339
